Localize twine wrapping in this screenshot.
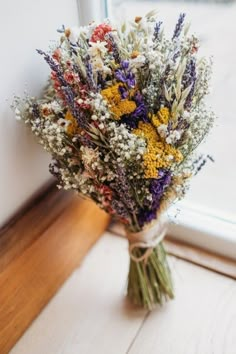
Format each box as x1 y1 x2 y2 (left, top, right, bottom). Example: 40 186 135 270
126 218 167 263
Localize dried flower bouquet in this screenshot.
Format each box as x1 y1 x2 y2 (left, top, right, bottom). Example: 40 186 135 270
15 11 215 309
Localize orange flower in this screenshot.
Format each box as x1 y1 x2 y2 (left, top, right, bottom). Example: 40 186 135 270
65 110 78 135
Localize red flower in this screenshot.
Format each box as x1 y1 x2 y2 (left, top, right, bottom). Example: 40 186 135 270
90 24 113 49
100 185 113 200
52 49 61 62
51 71 65 100
64 71 76 84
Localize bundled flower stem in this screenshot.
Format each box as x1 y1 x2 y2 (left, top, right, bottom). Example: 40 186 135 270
14 11 215 309
127 217 174 309
128 243 174 308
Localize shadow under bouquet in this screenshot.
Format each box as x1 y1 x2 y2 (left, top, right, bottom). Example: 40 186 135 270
15 11 215 309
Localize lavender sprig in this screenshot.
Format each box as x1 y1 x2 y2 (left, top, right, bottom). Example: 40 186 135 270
182 58 197 109
106 33 121 63
153 21 162 42
138 170 171 226
84 55 96 91
172 13 186 40
115 60 136 88
37 49 88 129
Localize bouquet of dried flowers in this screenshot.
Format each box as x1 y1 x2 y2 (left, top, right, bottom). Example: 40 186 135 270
14 11 215 309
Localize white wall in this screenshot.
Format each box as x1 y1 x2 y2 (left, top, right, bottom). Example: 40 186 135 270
0 0 80 227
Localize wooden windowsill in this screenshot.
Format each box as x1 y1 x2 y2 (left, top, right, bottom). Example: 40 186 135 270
0 185 110 354
110 223 236 280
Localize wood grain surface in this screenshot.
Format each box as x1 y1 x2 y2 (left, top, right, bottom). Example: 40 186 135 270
11 232 236 354
0 194 110 354
165 237 236 280
0 184 73 272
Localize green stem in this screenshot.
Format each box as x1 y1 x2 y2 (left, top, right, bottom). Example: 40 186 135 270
127 242 174 310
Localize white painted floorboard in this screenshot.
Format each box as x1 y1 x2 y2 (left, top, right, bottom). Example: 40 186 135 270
11 232 236 354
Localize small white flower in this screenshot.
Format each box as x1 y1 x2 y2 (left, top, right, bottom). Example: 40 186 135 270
166 130 182 145
68 26 90 44
15 108 21 120
50 101 61 113
157 124 168 138
130 55 146 69
88 41 108 58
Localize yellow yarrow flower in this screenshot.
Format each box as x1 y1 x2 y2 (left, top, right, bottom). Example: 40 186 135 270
151 107 170 127
133 121 158 143
65 110 78 135
101 83 122 105
101 84 136 120
110 99 137 119
133 121 183 179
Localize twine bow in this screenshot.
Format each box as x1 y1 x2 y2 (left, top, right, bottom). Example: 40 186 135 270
126 218 167 263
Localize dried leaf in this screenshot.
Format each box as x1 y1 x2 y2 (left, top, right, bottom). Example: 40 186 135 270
145 9 158 19
121 22 126 33
164 85 171 102
86 132 99 140
176 58 187 81
171 99 178 116
184 22 191 36
181 84 192 101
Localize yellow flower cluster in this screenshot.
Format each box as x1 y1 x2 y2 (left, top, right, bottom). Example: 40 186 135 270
151 107 170 127
101 84 136 120
111 100 137 119
133 121 183 179
65 110 78 135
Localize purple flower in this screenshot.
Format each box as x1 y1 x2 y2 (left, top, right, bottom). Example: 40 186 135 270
121 60 129 70
172 13 186 40
115 60 135 88
138 170 172 227
138 210 156 225
110 199 130 219
110 166 138 215
132 104 147 120
121 92 149 129
150 170 171 210
84 55 96 91
97 71 106 89
182 58 196 109
132 92 148 120
106 33 121 63
153 21 162 42
118 85 129 99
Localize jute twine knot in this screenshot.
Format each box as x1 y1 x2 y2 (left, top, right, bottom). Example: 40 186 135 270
126 218 167 263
